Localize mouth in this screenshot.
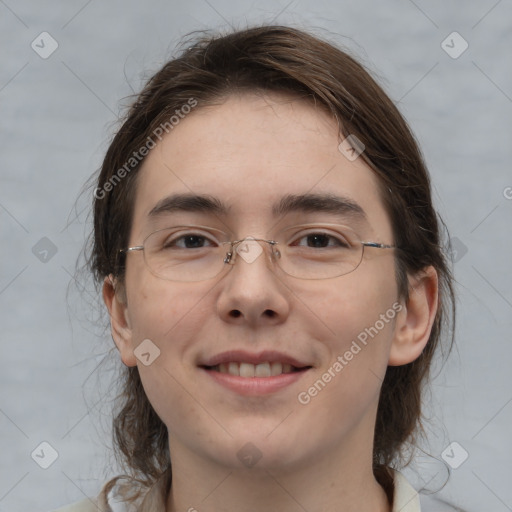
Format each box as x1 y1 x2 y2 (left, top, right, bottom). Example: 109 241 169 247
198 350 313 395
201 361 312 378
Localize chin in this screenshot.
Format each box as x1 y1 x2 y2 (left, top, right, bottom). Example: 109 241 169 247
205 426 317 472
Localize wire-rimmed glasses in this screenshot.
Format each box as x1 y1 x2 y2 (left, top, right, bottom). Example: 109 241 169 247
120 223 396 282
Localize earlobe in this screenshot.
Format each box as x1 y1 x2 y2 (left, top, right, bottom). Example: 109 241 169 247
388 266 439 366
102 275 137 367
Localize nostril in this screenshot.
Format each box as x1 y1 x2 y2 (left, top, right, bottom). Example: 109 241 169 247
263 309 276 318
229 310 242 318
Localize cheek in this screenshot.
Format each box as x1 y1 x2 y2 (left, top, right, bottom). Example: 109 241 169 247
125 272 212 343
293 269 400 441
124 277 220 437
296 257 401 404
304 258 398 342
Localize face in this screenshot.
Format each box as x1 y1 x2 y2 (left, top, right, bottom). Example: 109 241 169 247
112 93 407 473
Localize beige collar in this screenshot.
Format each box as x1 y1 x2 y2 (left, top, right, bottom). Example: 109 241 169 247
392 471 421 512
101 468 420 512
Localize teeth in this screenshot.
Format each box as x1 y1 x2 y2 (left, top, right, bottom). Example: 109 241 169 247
270 362 282 376
213 361 300 378
239 363 255 378
255 363 271 377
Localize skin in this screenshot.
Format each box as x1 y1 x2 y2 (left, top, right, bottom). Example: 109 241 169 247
103 93 438 512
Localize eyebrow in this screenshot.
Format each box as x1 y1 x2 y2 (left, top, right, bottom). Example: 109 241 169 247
147 192 367 221
273 193 367 221
148 193 229 218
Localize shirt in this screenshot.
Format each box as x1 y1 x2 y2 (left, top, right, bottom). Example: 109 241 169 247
52 470 421 512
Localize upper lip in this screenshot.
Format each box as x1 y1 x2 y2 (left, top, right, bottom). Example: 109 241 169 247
199 350 312 368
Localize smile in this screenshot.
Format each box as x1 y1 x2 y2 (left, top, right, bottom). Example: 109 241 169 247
205 361 308 377
198 350 313 395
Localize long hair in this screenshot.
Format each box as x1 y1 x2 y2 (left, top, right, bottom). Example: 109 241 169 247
86 24 455 496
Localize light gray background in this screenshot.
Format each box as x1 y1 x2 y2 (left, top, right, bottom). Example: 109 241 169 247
1 1 511 511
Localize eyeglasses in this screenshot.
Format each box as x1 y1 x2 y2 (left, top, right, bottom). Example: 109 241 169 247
120 223 396 282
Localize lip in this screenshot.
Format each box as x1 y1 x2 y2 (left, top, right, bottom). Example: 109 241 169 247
199 349 311 368
200 366 311 396
198 349 313 396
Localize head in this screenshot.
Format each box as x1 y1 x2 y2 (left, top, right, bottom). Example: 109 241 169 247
88 25 454 489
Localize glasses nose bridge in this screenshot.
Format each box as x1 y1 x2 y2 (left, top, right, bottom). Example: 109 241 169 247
224 236 278 267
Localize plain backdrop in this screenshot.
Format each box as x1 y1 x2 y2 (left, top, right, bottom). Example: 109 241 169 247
1 1 511 511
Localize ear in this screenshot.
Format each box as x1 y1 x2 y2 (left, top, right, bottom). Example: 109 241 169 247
388 266 439 366
102 274 137 367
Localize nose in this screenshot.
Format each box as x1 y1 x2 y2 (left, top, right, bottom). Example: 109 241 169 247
216 238 290 327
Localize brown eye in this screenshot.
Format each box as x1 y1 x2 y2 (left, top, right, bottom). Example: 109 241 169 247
305 234 332 248
162 233 216 249
293 233 349 249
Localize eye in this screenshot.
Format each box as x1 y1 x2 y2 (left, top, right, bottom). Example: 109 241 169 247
292 231 351 249
161 232 218 249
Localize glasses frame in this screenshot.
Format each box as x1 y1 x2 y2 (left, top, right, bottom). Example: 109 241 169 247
120 224 396 281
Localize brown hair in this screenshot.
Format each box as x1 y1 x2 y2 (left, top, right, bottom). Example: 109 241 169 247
87 24 455 493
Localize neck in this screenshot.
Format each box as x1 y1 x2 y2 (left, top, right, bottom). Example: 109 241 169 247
165 426 391 512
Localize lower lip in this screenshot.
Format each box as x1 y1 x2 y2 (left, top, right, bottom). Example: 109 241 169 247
200 367 310 396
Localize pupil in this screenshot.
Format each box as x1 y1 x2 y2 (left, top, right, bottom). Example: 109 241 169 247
308 234 329 248
184 236 204 248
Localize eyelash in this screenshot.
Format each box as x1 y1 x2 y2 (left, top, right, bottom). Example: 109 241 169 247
163 233 217 249
290 232 349 249
161 230 351 250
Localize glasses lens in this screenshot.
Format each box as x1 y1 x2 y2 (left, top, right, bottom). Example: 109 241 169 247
276 224 363 279
138 224 365 282
143 227 228 282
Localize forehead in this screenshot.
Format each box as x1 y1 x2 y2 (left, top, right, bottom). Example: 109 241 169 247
130 93 392 239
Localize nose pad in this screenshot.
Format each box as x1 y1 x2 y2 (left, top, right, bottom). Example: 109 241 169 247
223 251 234 265
222 238 280 273
216 239 290 325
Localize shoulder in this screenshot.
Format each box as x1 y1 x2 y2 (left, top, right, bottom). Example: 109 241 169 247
392 470 464 512
51 472 168 512
392 470 421 512
51 498 100 512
